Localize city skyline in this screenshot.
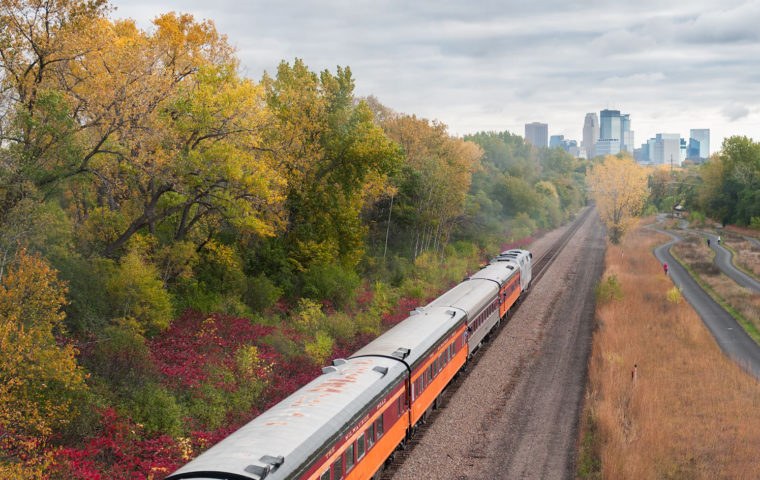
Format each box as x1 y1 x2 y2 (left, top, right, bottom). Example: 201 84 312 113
111 0 759 149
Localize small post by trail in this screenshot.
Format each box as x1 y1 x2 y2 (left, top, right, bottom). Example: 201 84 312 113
632 364 638 385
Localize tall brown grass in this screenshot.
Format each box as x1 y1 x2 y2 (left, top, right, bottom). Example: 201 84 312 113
723 232 760 279
673 235 760 335
580 222 760 479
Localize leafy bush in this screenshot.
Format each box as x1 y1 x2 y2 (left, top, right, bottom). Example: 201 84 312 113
323 311 357 342
106 251 173 336
292 298 326 333
52 254 111 335
304 331 334 366
667 286 683 304
689 211 707 228
186 376 229 430
244 274 284 313
87 325 155 388
128 382 183 436
594 275 624 304
510 212 538 242
194 240 246 297
301 261 360 308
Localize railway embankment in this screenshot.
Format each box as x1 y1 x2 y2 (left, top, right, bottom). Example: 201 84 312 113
578 220 760 479
392 206 606 480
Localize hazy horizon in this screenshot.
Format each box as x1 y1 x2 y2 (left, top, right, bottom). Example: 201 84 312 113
111 0 760 152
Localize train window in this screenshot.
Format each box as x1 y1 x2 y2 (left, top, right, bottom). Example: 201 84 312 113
358 432 366 460
320 469 330 480
397 396 403 415
346 443 355 472
376 415 384 438
333 456 343 480
367 423 375 448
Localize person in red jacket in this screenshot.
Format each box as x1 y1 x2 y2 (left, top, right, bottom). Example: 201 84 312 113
663 263 668 275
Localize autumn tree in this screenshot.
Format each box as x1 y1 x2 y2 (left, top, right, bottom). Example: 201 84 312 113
254 59 401 303
381 113 481 258
0 249 86 479
587 155 648 243
697 136 760 225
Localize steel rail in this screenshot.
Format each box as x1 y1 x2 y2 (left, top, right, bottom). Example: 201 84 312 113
379 206 594 480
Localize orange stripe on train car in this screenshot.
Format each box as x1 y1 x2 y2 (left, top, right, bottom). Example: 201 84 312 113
343 413 409 480
305 388 408 480
410 335 467 425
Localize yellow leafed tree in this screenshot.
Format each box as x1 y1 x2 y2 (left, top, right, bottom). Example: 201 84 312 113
0 250 86 479
587 155 648 244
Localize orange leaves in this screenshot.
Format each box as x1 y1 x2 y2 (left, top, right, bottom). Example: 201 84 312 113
0 249 86 478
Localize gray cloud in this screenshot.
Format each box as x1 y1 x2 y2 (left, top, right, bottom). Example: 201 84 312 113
722 104 751 121
112 0 760 148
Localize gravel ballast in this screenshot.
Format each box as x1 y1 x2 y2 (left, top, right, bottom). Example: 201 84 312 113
391 210 607 480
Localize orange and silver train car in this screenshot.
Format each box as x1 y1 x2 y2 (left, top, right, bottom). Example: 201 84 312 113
164 249 531 480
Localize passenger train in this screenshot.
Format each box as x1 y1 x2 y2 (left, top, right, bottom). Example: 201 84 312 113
165 249 533 480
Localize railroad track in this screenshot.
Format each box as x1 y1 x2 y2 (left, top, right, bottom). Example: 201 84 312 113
379 206 594 480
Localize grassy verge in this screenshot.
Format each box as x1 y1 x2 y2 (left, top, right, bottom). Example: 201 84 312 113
577 221 760 479
671 235 760 345
722 233 760 282
670 250 760 345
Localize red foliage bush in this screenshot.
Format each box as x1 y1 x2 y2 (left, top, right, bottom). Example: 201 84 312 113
148 310 277 390
54 408 191 480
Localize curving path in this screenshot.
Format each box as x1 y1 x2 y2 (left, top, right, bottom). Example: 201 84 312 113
743 236 760 248
653 228 760 379
686 230 760 294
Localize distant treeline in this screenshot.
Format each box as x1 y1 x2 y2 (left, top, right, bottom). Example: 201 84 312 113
647 136 760 228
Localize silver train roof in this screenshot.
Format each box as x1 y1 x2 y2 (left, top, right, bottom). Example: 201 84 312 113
469 258 520 284
350 306 465 369
165 356 406 480
425 276 499 319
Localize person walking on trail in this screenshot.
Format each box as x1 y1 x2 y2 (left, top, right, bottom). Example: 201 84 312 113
663 263 669 275
707 238 711 247
718 235 722 245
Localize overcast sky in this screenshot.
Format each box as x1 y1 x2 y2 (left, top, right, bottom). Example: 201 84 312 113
111 0 760 153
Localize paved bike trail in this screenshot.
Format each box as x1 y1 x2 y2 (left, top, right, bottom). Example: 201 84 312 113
696 232 760 294
654 229 760 379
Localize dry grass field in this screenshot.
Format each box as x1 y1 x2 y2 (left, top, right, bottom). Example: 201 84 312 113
722 231 760 280
577 222 760 480
672 235 760 338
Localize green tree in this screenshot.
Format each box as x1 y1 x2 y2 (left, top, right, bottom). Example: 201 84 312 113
259 60 401 290
698 136 760 225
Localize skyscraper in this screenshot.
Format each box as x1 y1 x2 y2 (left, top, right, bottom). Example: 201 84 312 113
525 122 548 148
649 133 681 166
689 129 710 159
620 114 634 152
595 138 621 156
599 109 621 146
582 113 599 158
597 109 634 154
